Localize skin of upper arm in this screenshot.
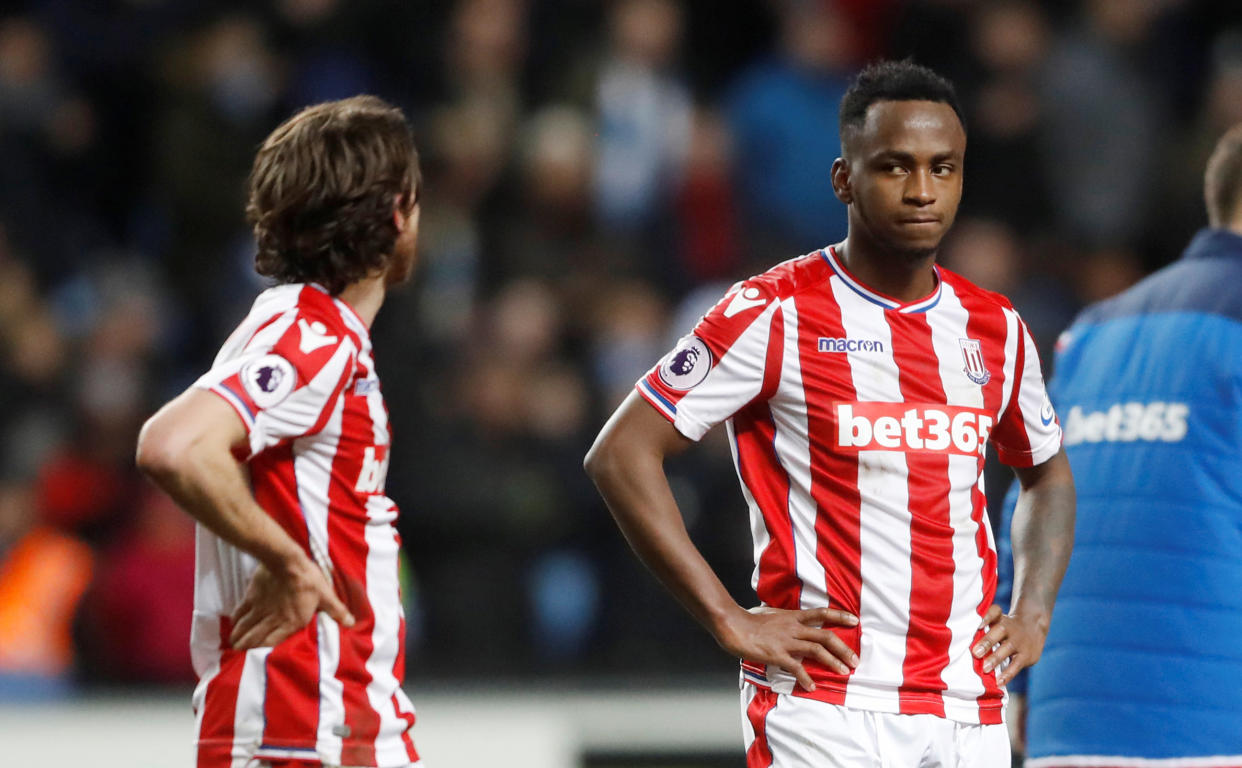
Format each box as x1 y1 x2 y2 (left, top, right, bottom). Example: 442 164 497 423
136 388 250 476
585 391 694 479
1011 449 1074 493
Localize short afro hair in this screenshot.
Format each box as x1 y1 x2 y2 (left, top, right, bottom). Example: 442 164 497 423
839 59 964 144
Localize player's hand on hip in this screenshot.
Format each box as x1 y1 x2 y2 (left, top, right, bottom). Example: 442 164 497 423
717 606 859 692
973 604 1047 686
229 555 356 650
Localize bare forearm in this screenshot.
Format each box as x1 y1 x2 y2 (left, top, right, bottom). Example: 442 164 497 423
1010 455 1076 626
149 448 304 570
136 391 305 574
588 446 743 640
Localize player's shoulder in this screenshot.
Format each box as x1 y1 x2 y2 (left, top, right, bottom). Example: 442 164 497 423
703 250 833 327
937 266 1017 313
242 284 362 362
734 249 835 300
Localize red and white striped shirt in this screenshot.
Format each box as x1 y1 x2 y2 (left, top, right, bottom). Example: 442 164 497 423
191 283 418 767
638 247 1060 725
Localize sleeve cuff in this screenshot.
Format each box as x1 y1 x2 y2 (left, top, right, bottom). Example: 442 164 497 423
635 380 710 442
994 426 1062 468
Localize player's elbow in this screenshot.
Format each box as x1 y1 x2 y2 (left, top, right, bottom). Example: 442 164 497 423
135 411 189 482
584 426 631 486
583 434 613 484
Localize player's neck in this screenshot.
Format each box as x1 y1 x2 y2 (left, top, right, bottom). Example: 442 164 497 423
837 236 938 304
336 275 386 328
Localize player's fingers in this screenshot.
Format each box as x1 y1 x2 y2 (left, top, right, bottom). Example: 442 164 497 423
232 615 278 651
798 628 860 669
982 641 1015 675
776 653 816 692
973 623 1008 659
794 640 851 675
978 604 1003 631
317 581 356 628
995 655 1025 686
229 608 262 648
797 607 858 628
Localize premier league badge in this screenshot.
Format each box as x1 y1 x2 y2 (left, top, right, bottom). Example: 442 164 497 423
658 336 713 391
959 338 991 386
241 354 297 408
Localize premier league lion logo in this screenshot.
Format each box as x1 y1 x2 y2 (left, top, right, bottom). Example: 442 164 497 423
255 364 284 393
669 346 700 376
658 336 712 390
241 354 296 408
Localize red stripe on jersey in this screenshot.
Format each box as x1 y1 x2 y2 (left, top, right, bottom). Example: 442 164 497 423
888 312 953 718
799 290 862 697
256 444 322 748
261 624 322 748
736 307 799 609
744 687 779 768
331 393 381 767
196 622 245 768
392 608 418 761
965 299 1010 720
994 317 1033 457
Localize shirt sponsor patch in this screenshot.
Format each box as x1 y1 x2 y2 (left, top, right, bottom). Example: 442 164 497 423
241 354 296 408
835 401 994 457
657 336 713 391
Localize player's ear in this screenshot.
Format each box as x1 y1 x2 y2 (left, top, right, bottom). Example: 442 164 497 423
393 193 410 231
831 157 853 205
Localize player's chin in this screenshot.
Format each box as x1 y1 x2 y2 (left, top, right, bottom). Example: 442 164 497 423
885 230 945 261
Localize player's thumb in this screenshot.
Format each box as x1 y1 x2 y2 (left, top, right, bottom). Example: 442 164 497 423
319 584 356 628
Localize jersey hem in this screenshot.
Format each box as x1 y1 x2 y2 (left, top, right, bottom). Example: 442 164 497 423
1026 757 1242 768
741 663 1003 725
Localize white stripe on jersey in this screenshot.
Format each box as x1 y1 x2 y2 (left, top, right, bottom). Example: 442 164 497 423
365 495 411 767
832 278 910 713
767 298 828 611
233 648 273 768
674 303 781 440
299 395 348 765
926 282 989 707
998 309 1020 422
248 340 356 457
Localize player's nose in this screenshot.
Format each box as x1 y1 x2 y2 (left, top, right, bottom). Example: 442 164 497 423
903 170 936 206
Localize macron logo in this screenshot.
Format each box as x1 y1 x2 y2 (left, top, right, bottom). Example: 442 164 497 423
298 319 338 354
723 286 768 318
818 337 885 353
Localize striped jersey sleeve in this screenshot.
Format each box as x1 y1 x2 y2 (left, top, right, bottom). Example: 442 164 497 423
990 313 1061 466
194 309 358 459
637 279 782 441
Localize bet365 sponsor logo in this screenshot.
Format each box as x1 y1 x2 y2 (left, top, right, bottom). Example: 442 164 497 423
355 445 390 494
835 402 994 457
1062 401 1188 446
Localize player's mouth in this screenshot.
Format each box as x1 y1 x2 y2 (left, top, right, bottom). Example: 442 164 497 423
898 216 941 226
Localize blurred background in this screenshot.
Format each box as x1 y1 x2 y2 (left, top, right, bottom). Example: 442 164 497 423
0 0 1239 758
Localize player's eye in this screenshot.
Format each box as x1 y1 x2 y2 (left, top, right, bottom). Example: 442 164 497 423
932 164 954 176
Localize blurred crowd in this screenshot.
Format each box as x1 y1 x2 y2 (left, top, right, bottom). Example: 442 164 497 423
2 0 1240 697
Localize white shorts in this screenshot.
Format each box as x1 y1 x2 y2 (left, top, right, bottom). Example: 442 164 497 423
741 682 1010 768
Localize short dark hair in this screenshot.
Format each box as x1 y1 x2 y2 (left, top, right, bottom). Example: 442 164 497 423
839 59 965 144
1206 124 1242 227
247 95 421 295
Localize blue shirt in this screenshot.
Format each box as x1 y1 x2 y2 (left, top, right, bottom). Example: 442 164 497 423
998 228 1242 759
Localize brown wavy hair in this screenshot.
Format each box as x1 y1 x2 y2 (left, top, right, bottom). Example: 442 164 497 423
246 95 420 295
